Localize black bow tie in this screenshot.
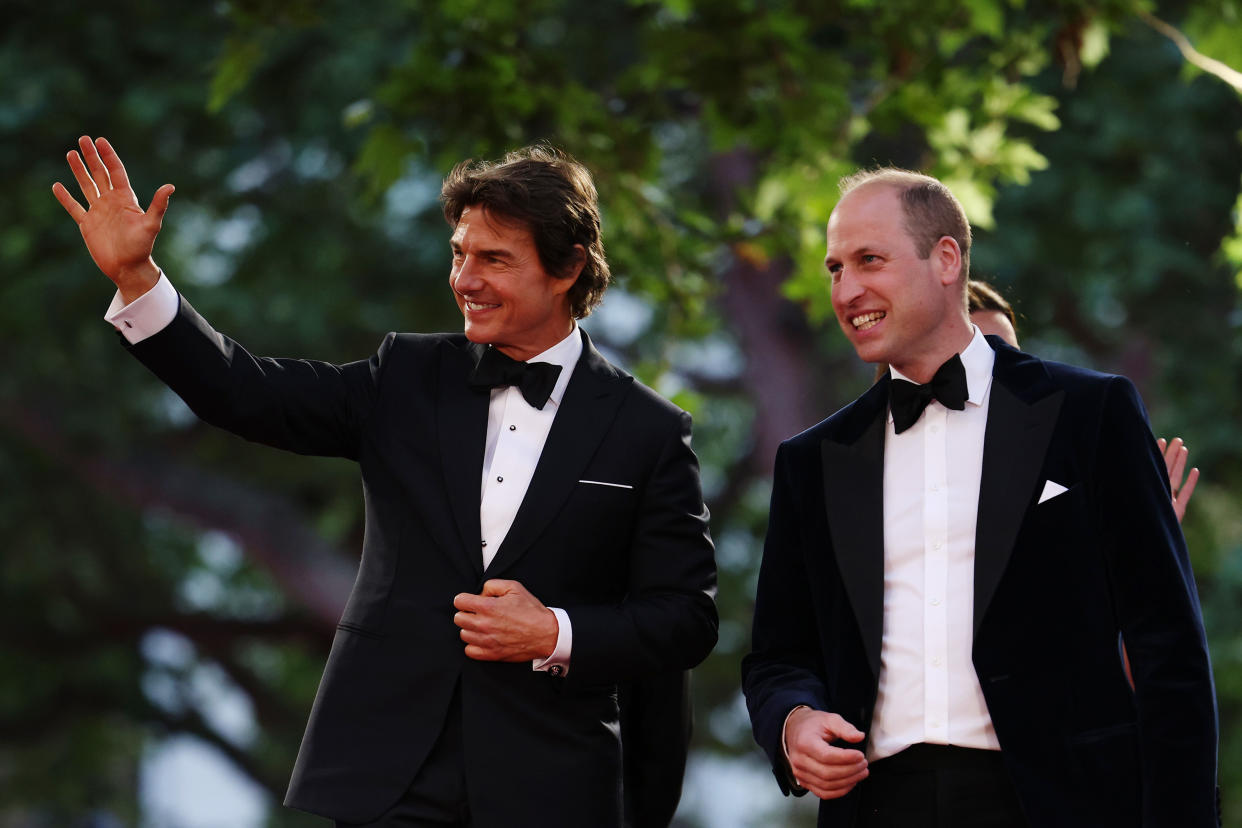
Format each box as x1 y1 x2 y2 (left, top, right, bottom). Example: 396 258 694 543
889 353 968 434
468 347 563 410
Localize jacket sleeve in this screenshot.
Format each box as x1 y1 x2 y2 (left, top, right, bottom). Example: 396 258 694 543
562 410 718 685
1092 376 1219 826
741 441 831 795
126 295 392 461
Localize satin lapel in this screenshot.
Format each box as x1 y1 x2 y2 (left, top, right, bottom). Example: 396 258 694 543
485 332 631 578
973 344 1064 637
821 379 889 681
438 340 491 581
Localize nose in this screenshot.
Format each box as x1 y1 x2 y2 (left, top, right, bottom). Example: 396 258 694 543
831 266 865 308
452 255 484 295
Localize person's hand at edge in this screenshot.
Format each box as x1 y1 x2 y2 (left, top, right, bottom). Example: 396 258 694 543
1157 437 1200 523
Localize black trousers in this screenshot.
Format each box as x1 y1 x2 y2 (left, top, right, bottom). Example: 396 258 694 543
856 744 1028 828
336 693 470 828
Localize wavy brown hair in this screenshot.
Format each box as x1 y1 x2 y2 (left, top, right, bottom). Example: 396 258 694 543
440 144 610 319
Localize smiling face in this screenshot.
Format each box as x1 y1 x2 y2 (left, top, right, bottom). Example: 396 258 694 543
826 183 972 383
449 206 576 361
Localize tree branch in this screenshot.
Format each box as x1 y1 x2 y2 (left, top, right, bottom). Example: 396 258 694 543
1141 11 1242 93
3 398 355 627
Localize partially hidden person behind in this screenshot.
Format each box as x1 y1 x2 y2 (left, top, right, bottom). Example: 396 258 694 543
968 279 1199 523
741 167 1218 827
54 136 718 828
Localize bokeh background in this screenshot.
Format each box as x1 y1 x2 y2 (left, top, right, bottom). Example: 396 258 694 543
5 0 1242 825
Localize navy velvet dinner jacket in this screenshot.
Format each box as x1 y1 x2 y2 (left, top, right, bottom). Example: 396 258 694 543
742 337 1218 828
127 297 718 826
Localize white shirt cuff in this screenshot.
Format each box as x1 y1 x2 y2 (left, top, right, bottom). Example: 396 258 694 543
104 271 178 344
532 607 572 677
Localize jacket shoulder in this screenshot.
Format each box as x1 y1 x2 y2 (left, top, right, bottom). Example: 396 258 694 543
377 331 470 365
782 377 889 453
992 339 1134 404
386 331 469 351
624 376 689 424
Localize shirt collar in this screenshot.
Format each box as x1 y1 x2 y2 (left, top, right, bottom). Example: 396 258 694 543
886 325 995 421
526 321 582 408
959 324 995 406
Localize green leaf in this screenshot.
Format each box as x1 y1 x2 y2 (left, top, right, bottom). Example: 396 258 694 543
352 124 423 199
208 36 266 113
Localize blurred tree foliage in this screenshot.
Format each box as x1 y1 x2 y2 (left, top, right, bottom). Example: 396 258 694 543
4 0 1241 824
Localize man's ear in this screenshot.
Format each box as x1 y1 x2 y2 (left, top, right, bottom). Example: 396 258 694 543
932 235 963 287
552 244 587 296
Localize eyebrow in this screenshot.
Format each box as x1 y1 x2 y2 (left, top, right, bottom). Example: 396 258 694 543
450 241 514 261
826 244 886 263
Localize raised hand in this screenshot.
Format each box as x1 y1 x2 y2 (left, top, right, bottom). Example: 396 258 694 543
1157 437 1200 523
52 136 174 304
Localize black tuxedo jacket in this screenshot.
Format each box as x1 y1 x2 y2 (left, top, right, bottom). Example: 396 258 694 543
128 298 718 826
742 338 1218 827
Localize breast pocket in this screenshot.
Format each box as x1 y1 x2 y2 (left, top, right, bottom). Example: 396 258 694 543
570 478 640 525
1032 481 1085 520
1023 481 1092 571
538 480 641 591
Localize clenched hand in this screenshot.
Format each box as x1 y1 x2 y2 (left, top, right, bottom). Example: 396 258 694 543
453 579 559 662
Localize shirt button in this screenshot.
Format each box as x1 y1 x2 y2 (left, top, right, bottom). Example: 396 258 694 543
930 483 940 492
930 425 940 434
930 597 941 606
933 541 942 551
481 540 488 548
932 657 943 667
509 425 516 431
497 476 504 483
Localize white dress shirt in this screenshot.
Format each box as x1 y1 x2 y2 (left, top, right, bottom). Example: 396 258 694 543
106 275 577 674
478 326 581 675
868 325 1000 760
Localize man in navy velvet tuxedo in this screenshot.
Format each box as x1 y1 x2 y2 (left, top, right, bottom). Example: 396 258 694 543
55 136 717 828
741 168 1218 827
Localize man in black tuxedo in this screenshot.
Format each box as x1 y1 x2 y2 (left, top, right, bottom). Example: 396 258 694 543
741 168 1218 827
54 136 717 827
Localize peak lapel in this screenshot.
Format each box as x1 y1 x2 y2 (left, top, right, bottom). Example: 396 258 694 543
973 342 1064 637
485 332 632 577
438 340 490 580
821 378 889 681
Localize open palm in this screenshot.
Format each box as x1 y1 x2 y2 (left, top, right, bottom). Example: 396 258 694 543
52 135 173 300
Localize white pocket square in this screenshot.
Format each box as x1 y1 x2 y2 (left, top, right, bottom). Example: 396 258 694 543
1038 480 1068 504
578 479 633 490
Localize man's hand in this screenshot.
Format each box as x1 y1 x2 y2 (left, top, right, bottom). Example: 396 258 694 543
51 135 174 304
1157 437 1200 523
453 579 559 662
784 707 869 800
